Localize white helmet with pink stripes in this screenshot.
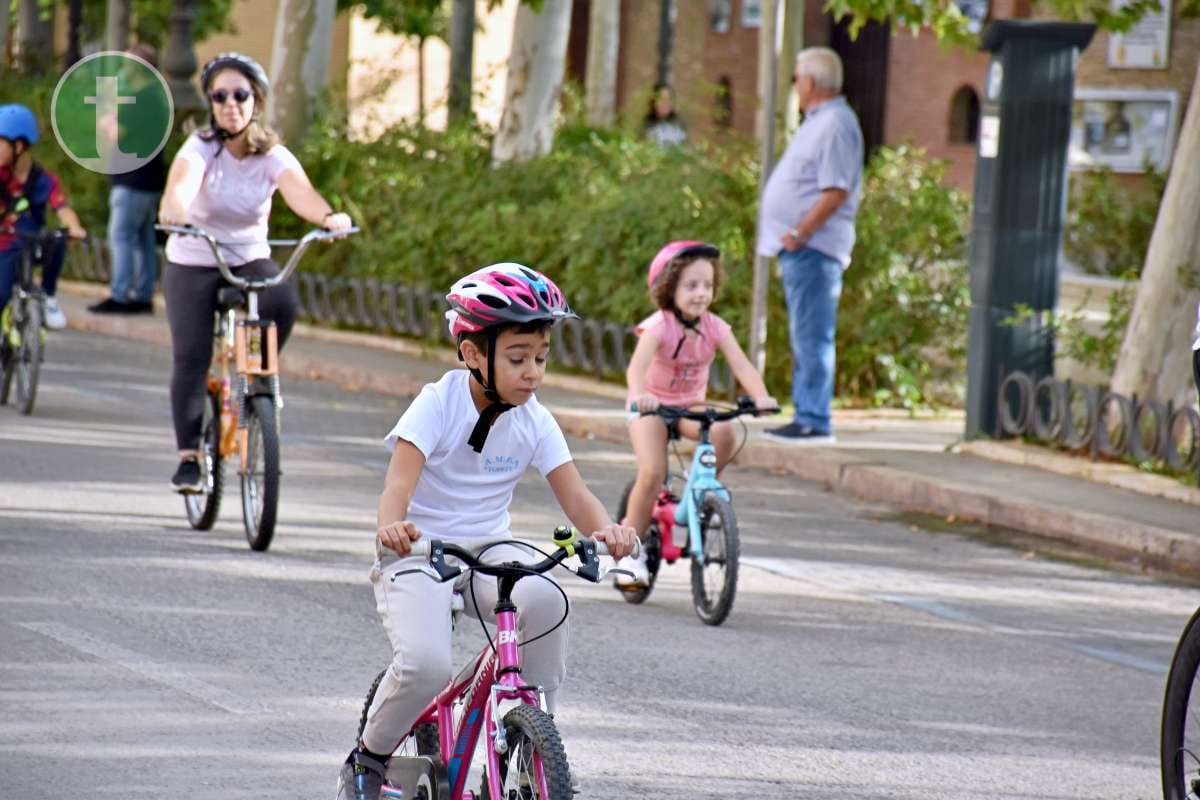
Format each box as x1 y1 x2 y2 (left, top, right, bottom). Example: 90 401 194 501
445 262 576 338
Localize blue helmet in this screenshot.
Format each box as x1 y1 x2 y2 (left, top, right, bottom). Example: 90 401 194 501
0 104 38 145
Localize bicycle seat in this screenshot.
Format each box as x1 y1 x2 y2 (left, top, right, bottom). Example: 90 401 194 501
216 286 245 311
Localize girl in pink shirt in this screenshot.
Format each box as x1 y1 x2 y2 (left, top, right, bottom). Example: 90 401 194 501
619 241 777 584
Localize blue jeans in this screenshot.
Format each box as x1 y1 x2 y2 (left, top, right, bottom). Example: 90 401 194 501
0 237 66 312
779 247 844 434
107 185 162 302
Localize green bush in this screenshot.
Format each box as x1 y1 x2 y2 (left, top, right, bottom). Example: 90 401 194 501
838 145 971 408
1064 166 1166 278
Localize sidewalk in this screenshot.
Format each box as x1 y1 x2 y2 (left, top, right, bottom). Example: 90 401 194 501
57 282 1200 579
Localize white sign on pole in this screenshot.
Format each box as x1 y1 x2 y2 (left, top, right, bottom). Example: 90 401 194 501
1108 0 1171 69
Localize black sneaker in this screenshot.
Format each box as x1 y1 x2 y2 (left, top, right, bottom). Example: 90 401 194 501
171 458 203 494
335 750 387 800
763 422 836 444
87 297 136 314
128 300 154 314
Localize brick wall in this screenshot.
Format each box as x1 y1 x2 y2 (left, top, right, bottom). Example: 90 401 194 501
884 29 990 192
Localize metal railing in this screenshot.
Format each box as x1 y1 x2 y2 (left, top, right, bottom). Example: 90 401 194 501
996 369 1200 473
63 239 735 392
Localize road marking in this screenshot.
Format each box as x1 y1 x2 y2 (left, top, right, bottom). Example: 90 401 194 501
19 621 269 715
1069 644 1168 675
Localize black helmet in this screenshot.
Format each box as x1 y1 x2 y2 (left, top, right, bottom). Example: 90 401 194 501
200 52 269 96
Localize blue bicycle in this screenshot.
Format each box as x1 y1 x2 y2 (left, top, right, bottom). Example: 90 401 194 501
615 396 765 625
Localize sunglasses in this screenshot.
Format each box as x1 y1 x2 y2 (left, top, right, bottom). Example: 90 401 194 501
210 88 252 105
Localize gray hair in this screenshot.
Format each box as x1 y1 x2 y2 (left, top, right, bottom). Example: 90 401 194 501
795 47 843 94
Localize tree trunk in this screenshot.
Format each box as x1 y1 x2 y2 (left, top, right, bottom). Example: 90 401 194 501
17 0 55 73
163 0 203 120
447 0 474 124
0 0 11 74
106 0 130 52
65 0 83 68
268 0 336 144
417 34 426 125
492 0 571 164
584 0 618 126
1110 63 1200 408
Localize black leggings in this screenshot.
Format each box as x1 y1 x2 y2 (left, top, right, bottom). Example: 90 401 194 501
163 259 299 451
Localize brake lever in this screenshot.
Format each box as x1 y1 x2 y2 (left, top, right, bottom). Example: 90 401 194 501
575 538 601 583
428 540 463 582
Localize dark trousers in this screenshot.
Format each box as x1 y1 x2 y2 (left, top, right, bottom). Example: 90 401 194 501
163 259 299 451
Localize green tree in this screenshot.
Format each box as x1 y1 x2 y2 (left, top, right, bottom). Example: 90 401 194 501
337 0 447 124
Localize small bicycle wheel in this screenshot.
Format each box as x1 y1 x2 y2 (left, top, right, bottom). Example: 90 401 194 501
690 492 739 626
14 298 42 415
358 667 439 757
481 704 572 800
241 394 280 552
1162 606 1200 800
184 389 224 530
614 478 663 604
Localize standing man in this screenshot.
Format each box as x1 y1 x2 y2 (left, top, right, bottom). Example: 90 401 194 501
88 43 167 315
758 47 863 444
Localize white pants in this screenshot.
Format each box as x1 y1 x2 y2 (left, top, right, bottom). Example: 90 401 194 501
360 541 569 755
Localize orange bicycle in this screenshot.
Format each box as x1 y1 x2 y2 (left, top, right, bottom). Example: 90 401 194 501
156 223 357 551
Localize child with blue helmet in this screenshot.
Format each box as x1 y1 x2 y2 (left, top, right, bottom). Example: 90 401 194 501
0 104 87 331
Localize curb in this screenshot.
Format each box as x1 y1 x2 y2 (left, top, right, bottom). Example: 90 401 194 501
57 282 1200 577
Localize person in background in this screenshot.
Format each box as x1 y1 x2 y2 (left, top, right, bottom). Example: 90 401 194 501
644 83 688 148
757 47 864 445
89 42 168 315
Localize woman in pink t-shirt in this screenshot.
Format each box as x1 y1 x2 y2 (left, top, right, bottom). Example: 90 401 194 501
157 53 353 493
618 241 778 585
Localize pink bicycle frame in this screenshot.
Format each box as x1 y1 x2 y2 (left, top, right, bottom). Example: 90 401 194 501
400 605 550 800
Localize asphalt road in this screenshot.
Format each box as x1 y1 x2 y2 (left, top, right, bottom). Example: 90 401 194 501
2 329 1197 799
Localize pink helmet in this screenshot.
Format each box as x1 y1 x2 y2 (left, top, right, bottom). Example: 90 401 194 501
647 240 721 291
446 263 577 337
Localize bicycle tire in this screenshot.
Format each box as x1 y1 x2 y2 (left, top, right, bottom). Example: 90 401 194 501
184 389 224 530
358 668 439 757
14 298 42 415
1162 606 1200 800
241 395 280 551
614 478 662 605
690 492 739 626
0 319 15 406
481 704 572 800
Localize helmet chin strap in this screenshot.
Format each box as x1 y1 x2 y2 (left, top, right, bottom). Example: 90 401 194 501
671 308 703 359
464 329 515 453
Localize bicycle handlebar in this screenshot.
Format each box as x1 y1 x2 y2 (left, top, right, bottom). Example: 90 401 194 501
631 395 778 424
0 226 83 243
155 223 358 291
407 526 639 585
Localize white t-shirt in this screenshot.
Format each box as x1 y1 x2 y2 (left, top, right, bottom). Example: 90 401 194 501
384 370 573 541
165 132 304 267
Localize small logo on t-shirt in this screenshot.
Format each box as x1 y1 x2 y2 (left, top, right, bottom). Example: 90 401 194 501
484 455 520 474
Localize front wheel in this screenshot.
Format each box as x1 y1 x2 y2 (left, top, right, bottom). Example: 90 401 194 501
482 704 572 800
1162 606 1200 799
614 478 662 605
184 388 224 530
241 395 280 552
13 298 43 415
690 493 739 626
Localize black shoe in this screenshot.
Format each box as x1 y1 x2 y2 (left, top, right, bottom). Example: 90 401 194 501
171 458 203 494
128 300 154 314
763 422 836 444
87 297 135 314
335 750 387 800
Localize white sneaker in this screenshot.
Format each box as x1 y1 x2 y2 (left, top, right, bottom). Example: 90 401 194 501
613 550 650 588
42 296 67 330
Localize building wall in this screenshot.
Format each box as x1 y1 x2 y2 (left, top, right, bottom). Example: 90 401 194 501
883 30 989 191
